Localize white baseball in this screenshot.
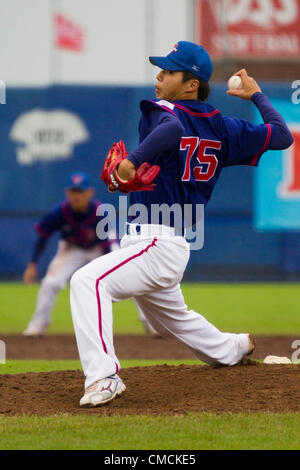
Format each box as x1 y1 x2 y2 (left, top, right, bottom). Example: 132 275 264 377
228 75 242 90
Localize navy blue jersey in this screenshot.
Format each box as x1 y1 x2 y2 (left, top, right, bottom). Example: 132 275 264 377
34 200 108 250
129 99 272 228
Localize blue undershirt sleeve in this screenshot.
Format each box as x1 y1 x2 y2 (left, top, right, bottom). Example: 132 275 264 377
30 236 48 263
251 92 293 150
127 108 185 167
223 92 294 167
30 205 63 263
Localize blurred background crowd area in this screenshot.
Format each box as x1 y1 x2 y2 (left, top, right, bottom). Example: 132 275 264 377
0 0 300 281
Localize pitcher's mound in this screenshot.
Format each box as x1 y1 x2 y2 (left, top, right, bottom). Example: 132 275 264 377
1 363 300 416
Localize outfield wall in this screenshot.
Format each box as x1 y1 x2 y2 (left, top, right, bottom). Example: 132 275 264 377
0 83 299 280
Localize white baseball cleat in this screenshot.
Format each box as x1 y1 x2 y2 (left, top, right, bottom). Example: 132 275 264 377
237 334 255 364
246 334 256 357
141 319 161 338
23 322 46 337
80 374 126 408
144 323 161 337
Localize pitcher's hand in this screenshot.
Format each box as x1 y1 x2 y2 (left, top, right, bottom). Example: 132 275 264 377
227 69 261 101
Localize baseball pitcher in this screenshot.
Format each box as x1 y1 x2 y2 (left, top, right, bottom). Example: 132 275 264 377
70 42 293 407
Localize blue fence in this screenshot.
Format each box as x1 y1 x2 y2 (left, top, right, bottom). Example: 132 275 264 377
0 83 299 280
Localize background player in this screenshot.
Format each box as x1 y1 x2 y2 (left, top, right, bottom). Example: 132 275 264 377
23 171 119 336
70 41 293 407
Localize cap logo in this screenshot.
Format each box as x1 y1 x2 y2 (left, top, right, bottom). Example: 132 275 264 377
72 174 83 184
167 43 178 55
192 65 200 71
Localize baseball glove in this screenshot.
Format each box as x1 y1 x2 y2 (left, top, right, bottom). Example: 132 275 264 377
100 140 160 193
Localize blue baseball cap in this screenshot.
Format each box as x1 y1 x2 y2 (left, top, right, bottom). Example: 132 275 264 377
149 41 213 82
65 172 92 190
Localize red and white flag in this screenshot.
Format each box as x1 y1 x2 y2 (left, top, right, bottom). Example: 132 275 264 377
53 13 84 52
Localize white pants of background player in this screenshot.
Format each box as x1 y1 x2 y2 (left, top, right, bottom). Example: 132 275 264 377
70 224 250 389
27 240 105 331
27 239 155 333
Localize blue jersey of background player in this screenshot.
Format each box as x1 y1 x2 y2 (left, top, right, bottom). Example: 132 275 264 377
23 172 118 336
116 41 293 230
32 172 107 258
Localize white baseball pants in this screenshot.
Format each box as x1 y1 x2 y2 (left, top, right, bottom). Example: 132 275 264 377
70 224 250 389
28 240 104 330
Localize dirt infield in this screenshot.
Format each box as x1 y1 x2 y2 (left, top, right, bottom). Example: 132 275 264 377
0 363 300 416
1 334 299 360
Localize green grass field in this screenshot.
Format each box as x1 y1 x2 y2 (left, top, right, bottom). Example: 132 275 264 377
1 282 299 334
0 282 300 450
1 413 300 450
0 359 201 374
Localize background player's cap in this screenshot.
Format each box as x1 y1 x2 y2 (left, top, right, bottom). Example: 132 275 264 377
65 172 92 190
149 41 213 82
